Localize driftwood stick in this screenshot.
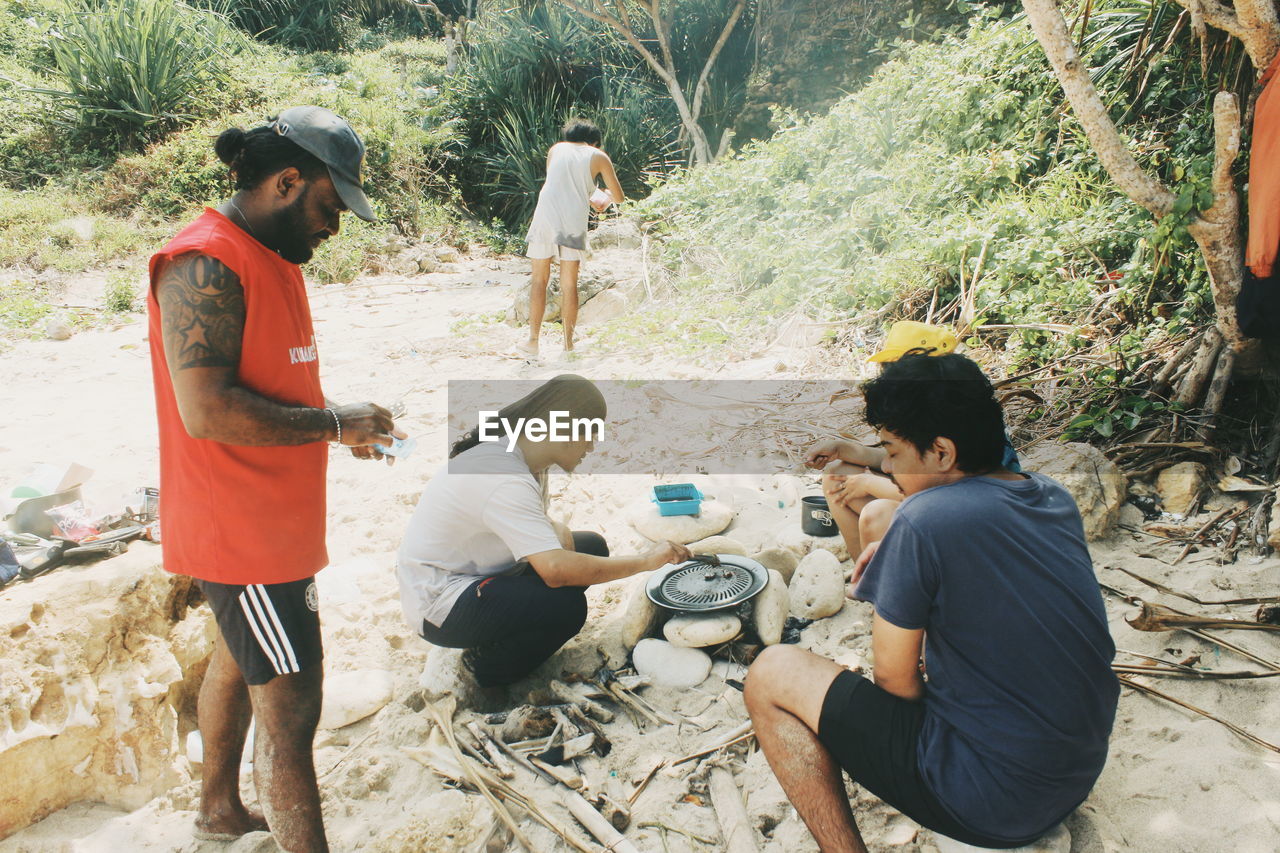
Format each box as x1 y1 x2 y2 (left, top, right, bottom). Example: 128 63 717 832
1119 675 1280 754
671 721 755 767
466 721 516 779
708 764 759 853
1183 628 1280 672
424 701 536 852
563 791 643 853
638 822 719 845
1127 600 1280 633
601 681 665 726
551 678 615 723
1111 664 1280 679
1108 566 1280 606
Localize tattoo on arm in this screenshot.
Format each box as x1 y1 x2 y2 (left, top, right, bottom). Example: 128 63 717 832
156 254 245 370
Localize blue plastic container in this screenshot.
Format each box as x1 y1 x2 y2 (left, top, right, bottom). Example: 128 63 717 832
651 483 703 516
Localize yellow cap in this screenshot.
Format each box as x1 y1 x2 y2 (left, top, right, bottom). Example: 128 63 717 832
867 321 958 363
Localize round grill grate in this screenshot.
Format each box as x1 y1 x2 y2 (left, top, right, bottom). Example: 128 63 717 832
646 555 768 612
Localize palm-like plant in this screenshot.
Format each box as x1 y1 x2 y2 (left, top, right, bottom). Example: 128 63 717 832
33 0 245 143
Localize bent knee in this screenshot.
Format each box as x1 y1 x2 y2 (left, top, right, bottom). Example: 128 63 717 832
745 644 806 706
859 498 899 538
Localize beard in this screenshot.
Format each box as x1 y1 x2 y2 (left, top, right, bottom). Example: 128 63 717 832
268 185 320 265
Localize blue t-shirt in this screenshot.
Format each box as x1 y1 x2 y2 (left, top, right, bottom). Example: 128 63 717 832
854 473 1117 843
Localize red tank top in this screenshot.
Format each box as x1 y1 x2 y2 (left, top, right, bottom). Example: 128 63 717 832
147 208 328 584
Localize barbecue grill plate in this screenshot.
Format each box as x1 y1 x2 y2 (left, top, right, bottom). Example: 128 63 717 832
646 554 768 612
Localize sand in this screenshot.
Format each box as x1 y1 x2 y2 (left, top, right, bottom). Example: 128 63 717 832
1 247 1279 852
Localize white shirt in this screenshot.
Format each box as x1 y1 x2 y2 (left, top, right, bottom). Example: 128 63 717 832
397 442 563 629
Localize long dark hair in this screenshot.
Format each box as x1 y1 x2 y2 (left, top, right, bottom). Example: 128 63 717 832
215 120 327 190
450 374 607 458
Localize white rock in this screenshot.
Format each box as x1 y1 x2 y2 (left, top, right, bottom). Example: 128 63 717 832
773 524 848 561
185 731 203 765
811 535 850 562
619 573 660 650
772 524 815 559
579 288 628 325
751 548 800 584
434 245 460 263
752 570 789 646
688 535 748 557
1156 461 1206 517
632 500 735 544
789 549 845 619
44 316 72 341
1023 442 1126 540
632 639 712 688
663 613 742 648
319 670 393 730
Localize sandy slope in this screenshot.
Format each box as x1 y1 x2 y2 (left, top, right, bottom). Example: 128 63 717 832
1 250 1279 852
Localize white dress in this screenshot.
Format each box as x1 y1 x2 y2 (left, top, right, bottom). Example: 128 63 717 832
525 142 598 256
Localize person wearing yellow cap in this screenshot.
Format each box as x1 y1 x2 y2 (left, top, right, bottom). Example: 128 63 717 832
805 322 1019 581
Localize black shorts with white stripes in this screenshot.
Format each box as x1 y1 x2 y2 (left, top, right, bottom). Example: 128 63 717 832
197 576 323 685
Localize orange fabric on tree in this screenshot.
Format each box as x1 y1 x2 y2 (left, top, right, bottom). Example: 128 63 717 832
147 209 329 585
1247 53 1280 278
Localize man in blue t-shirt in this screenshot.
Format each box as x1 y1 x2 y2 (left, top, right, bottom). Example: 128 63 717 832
745 353 1118 851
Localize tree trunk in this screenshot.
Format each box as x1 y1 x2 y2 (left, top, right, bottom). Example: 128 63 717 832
1022 0 1261 423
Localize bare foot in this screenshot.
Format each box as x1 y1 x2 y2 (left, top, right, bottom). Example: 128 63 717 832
515 339 539 358
195 805 268 840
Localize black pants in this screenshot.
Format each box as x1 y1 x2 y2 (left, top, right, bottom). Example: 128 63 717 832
421 531 608 687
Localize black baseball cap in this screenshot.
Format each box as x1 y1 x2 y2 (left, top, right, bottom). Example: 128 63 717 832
270 106 376 222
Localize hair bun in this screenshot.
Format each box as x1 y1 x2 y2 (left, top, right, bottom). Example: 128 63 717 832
214 127 247 166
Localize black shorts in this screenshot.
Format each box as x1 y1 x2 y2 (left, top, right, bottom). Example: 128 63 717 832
197 577 323 686
818 670 1034 849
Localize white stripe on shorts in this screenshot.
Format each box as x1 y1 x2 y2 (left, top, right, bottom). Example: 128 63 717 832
239 588 286 675
252 584 301 673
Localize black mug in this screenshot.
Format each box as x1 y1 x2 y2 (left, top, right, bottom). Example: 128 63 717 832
801 495 838 536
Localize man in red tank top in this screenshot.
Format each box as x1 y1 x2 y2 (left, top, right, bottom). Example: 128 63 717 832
148 107 396 852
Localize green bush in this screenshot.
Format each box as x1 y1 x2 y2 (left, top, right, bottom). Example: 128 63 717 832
208 0 425 52
31 0 247 144
0 188 164 272
638 6 1214 367
449 6 681 230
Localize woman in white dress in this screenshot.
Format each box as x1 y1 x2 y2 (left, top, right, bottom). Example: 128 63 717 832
521 119 625 356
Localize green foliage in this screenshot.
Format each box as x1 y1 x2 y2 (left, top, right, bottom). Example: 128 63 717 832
95 39 456 233
31 0 247 143
0 188 164 272
207 0 425 52
448 5 682 229
0 279 53 335
639 6 1216 374
103 270 140 313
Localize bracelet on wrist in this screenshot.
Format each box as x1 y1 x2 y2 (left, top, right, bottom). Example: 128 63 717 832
325 407 342 444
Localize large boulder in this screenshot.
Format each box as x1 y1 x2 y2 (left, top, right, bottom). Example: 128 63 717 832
0 550 215 835
1157 461 1207 517
789 549 845 619
590 218 643 251
577 287 629 326
632 500 735 544
508 273 615 325
1022 442 1127 541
